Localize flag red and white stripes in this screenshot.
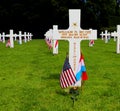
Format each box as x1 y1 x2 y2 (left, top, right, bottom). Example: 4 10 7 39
55 40 58 48
60 56 76 88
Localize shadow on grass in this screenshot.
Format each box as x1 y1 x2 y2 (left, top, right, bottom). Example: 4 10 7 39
56 89 69 96
41 73 59 80
103 50 116 54
44 50 53 55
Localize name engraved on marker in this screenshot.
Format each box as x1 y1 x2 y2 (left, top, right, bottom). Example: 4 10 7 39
59 30 91 39
73 42 76 71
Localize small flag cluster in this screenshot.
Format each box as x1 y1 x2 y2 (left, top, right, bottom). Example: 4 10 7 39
60 53 88 88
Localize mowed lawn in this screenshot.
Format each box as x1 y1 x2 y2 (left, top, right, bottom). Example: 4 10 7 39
0 39 120 111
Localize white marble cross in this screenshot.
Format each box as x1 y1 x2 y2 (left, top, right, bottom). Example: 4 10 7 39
100 31 104 40
18 31 31 44
14 33 17 41
1 32 5 43
6 29 15 48
103 30 111 43
53 9 97 87
111 25 120 53
18 31 23 44
27 32 30 41
29 33 33 40
24 32 27 43
111 31 117 41
44 29 59 54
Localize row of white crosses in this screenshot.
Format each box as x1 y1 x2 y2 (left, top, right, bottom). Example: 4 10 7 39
100 30 118 42
0 29 33 48
100 25 120 53
52 9 97 87
100 30 111 43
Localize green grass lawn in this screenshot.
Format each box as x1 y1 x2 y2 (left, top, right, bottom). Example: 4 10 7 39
0 39 120 111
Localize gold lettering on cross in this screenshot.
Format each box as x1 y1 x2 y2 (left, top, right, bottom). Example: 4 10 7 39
73 42 76 71
59 30 91 39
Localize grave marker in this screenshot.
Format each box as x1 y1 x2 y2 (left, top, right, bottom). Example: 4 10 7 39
6 29 15 48
103 30 110 43
100 31 104 40
18 31 23 44
24 32 27 43
14 33 17 41
27 33 30 41
44 29 59 54
111 31 117 41
29 33 33 40
111 25 120 53
53 9 97 86
2 32 5 43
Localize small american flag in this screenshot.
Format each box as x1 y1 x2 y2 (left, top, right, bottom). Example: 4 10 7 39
60 56 76 88
45 38 52 49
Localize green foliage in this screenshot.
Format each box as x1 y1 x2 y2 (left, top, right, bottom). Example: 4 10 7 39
0 39 120 111
100 26 116 32
0 0 120 38
100 15 120 32
109 16 120 26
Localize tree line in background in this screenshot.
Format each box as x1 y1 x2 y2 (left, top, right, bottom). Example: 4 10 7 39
0 0 120 38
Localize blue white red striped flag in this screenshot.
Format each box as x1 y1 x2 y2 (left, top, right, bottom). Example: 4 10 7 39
76 53 88 81
60 56 76 88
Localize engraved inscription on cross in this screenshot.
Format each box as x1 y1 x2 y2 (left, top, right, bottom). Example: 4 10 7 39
111 25 120 53
53 9 97 86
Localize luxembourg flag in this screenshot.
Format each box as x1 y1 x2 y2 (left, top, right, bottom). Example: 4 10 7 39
75 53 88 81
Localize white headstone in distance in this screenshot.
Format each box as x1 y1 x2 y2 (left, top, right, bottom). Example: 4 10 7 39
14 33 17 41
27 33 30 41
24 32 27 43
10 30 14 48
45 29 59 54
2 32 5 43
111 31 117 41
53 9 97 87
104 30 110 43
19 31 22 44
6 29 14 48
29 33 32 40
5 30 14 48
100 31 104 40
